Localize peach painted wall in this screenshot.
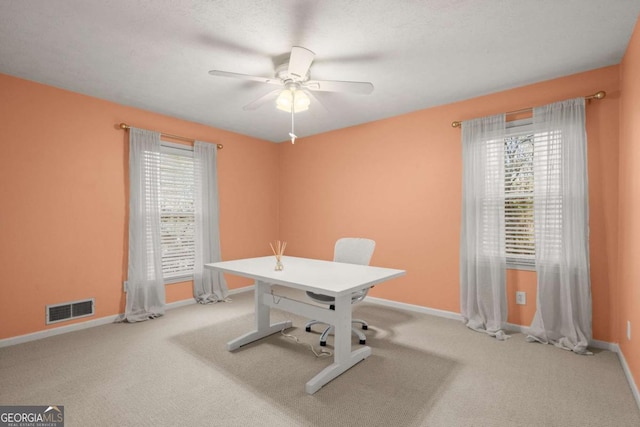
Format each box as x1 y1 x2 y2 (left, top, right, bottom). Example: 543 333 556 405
0 73 279 340
0 60 626 350
278 65 620 342
618 16 640 393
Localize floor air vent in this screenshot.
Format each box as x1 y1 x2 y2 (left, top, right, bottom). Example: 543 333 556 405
46 299 95 325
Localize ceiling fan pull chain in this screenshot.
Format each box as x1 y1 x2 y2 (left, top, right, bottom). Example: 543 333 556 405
290 90 297 144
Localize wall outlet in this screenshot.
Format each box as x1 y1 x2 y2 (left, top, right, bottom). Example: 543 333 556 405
516 291 526 305
628 320 631 341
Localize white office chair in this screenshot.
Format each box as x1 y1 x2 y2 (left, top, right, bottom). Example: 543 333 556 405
304 237 376 346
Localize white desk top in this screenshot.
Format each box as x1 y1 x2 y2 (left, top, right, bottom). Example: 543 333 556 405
205 256 405 297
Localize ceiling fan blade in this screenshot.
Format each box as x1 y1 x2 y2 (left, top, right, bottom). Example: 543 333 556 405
242 89 281 111
208 70 282 85
304 79 374 94
288 46 315 79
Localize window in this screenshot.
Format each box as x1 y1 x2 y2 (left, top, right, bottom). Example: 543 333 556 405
504 120 535 269
159 143 195 282
482 119 562 270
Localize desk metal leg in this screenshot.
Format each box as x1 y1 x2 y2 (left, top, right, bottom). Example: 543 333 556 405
227 280 292 351
305 293 371 394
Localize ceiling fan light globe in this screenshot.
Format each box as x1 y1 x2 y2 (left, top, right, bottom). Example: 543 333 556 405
276 89 310 113
276 90 293 111
294 90 311 111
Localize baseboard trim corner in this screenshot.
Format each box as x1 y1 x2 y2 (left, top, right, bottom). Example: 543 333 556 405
614 344 640 412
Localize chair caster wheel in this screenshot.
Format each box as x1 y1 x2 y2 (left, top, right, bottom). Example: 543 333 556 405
362 325 368 330
305 326 311 332
320 341 327 347
359 339 366 345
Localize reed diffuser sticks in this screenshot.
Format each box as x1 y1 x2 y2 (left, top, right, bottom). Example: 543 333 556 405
270 240 287 271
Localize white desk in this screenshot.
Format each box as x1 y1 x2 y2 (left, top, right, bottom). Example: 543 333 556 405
205 255 405 394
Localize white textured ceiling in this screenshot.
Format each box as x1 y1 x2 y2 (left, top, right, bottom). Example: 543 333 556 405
1 1 638 142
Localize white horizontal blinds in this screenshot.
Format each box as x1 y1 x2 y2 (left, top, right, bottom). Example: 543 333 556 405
159 146 195 280
481 135 505 257
533 129 563 262
504 133 535 266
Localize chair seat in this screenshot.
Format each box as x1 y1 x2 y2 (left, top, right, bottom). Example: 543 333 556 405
307 289 368 305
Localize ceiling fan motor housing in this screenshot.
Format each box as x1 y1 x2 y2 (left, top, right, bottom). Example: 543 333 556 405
276 62 309 84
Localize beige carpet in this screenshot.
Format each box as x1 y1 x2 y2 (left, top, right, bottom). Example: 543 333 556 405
1 288 639 427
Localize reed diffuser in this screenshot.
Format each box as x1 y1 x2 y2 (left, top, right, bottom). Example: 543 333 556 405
270 240 287 271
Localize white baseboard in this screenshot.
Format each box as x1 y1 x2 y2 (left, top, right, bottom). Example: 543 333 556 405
366 297 638 412
365 296 464 321
2 285 638 413
0 313 123 349
228 285 254 294
0 297 197 348
590 338 618 352
505 322 530 335
0 287 255 349
504 324 616 352
613 344 640 413
366 297 623 353
166 298 197 310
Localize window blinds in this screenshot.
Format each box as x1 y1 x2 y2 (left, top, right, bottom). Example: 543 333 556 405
504 133 535 266
159 148 195 280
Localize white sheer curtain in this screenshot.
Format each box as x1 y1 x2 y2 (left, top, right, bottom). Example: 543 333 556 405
120 128 165 322
193 141 228 303
460 114 509 340
527 98 592 354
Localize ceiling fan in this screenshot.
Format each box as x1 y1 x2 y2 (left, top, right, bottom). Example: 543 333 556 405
208 46 374 113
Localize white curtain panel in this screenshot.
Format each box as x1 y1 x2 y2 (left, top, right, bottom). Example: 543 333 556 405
460 114 509 340
527 98 592 354
120 128 165 322
193 141 228 303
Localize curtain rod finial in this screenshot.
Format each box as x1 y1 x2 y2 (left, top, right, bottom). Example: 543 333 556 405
119 123 129 130
593 91 606 100
452 121 461 128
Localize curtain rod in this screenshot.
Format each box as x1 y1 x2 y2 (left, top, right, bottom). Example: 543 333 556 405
118 123 223 149
450 91 606 128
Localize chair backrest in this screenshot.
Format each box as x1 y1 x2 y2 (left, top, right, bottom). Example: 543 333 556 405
306 238 376 305
333 237 375 266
